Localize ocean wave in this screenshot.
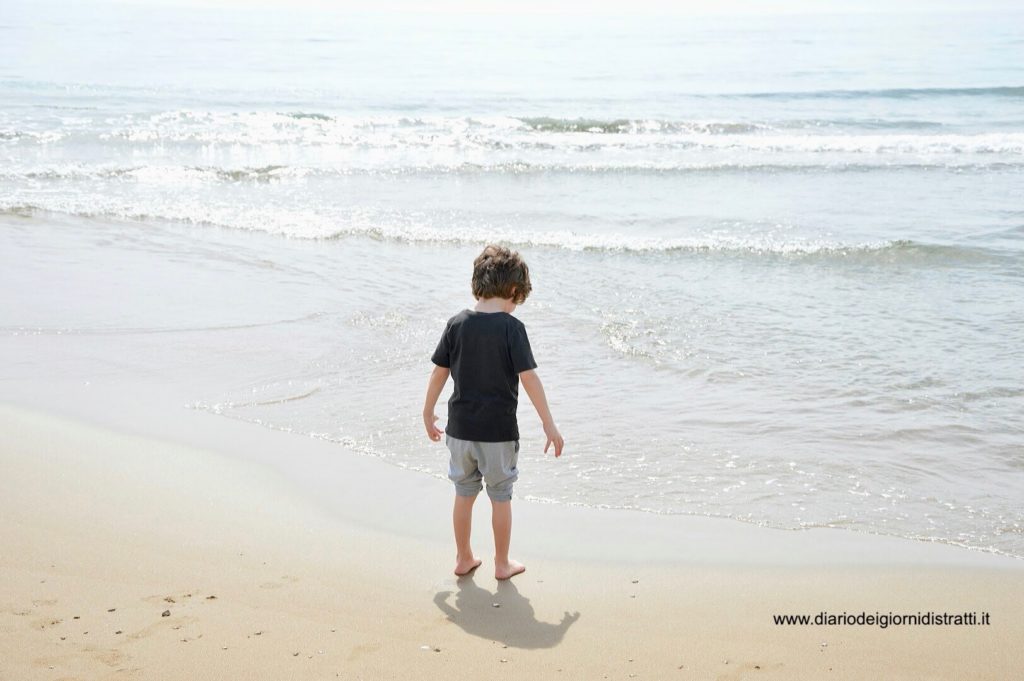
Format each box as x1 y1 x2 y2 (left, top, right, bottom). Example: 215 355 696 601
4 77 1022 101
518 116 951 134
518 117 771 135
3 159 1022 185
5 111 1023 154
732 85 1024 100
5 164 303 183
0 129 67 143
3 202 1013 266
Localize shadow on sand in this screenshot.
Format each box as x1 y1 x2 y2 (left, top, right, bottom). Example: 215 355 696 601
433 575 580 649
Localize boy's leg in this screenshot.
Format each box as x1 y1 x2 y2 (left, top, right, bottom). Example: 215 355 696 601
446 435 484 576
491 499 525 580
453 493 482 576
478 440 525 580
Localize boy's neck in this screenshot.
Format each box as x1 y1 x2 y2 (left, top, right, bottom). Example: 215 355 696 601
474 297 517 314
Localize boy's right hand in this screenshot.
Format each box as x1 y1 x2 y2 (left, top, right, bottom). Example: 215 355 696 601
424 413 444 442
543 421 564 457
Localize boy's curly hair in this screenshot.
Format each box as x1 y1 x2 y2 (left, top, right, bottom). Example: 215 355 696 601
472 244 532 305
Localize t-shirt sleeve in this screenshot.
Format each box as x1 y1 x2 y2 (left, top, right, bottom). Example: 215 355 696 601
509 321 538 374
431 323 452 368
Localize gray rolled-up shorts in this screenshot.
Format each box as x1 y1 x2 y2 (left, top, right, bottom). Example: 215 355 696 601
445 434 520 502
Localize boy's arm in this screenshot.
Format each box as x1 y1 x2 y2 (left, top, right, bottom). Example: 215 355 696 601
422 365 450 441
519 369 564 457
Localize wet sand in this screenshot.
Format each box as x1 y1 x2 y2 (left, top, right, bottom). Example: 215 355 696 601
1 389 1022 680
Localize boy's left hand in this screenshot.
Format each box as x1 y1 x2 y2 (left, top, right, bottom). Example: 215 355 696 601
424 413 444 441
544 422 564 457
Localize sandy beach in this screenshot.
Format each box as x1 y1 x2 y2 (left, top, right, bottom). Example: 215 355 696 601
3 4 1024 677
2 381 1021 681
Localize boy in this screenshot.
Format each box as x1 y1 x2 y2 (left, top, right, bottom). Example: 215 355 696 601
423 244 564 580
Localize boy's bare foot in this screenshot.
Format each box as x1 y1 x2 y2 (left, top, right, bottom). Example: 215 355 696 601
454 556 482 576
495 559 526 581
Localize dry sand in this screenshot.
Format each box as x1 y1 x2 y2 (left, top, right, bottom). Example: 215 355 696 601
1 397 1022 680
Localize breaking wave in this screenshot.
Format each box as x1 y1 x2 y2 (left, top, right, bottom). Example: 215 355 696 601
2 202 1011 266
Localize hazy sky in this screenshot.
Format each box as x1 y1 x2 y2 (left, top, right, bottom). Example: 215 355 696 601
97 0 1024 13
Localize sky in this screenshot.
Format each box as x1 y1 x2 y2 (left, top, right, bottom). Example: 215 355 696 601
90 0 1024 14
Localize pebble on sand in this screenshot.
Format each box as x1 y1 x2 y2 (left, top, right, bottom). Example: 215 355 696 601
161 610 171 617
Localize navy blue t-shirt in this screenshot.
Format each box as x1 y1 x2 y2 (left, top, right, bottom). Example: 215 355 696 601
431 309 538 442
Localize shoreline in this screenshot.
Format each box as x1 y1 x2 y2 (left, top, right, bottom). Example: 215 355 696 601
2 385 1023 679
2 377 1019 570
3 209 1021 562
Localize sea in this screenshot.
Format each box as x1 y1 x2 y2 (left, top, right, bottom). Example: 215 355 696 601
2 1 1022 557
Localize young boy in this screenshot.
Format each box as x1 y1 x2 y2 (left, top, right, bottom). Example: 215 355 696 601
423 244 564 580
